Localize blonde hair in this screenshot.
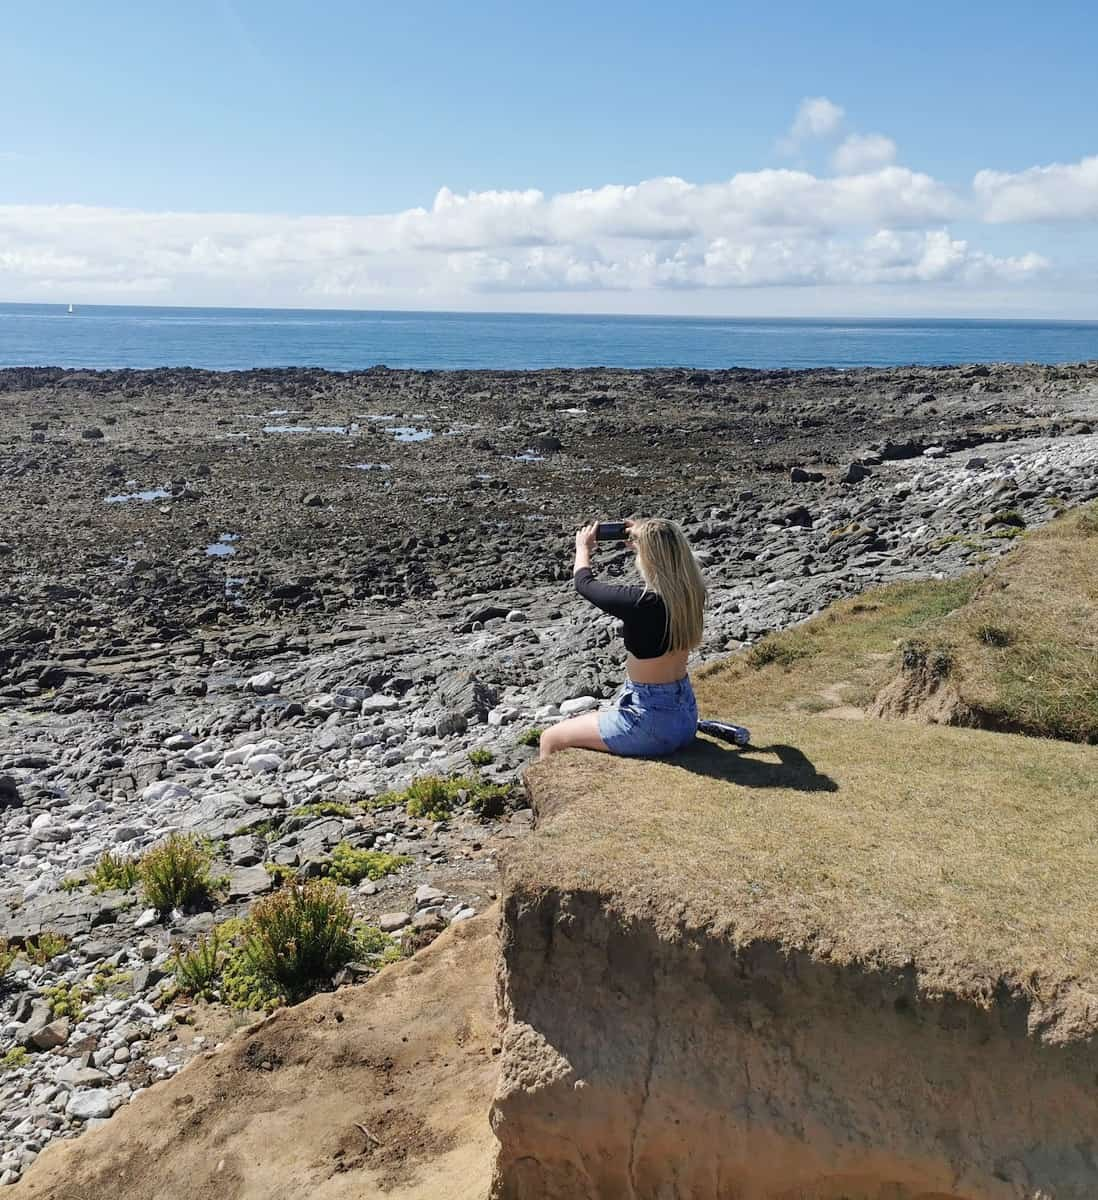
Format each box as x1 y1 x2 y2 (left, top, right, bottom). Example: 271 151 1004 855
631 518 706 652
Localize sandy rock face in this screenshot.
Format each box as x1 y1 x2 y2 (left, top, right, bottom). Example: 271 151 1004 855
491 866 1098 1199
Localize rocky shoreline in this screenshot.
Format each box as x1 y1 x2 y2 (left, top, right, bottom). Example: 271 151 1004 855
2 361 1097 1185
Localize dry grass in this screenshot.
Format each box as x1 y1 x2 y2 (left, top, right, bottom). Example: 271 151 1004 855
696 501 1098 743
521 716 1098 1032
695 576 976 718
914 501 1098 742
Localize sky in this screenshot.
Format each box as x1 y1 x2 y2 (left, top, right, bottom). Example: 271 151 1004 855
1 0 1097 317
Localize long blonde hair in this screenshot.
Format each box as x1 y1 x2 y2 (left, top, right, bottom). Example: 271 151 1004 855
631 518 706 652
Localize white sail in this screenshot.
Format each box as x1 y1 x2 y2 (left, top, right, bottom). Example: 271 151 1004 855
67 304 73 314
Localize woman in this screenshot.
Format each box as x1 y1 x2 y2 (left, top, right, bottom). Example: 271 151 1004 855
539 517 705 760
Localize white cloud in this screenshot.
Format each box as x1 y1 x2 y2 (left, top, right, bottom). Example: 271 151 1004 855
832 133 897 174
790 97 845 141
975 156 1098 222
0 150 1057 310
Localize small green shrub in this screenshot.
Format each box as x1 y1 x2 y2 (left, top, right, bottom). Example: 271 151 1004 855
467 748 494 767
172 932 222 1001
0 940 15 979
240 881 358 1004
219 944 284 1012
354 923 403 965
516 728 543 747
90 965 132 996
1 1047 29 1071
325 842 410 885
90 850 141 893
404 775 464 821
139 834 214 914
290 801 353 820
468 781 513 820
44 981 88 1020
25 932 69 965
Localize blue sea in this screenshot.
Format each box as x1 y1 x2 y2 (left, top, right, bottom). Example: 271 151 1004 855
0 303 1096 372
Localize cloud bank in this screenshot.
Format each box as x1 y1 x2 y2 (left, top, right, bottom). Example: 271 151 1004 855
0 97 1093 313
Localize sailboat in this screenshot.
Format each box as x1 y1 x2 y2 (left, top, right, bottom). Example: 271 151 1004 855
67 304 73 314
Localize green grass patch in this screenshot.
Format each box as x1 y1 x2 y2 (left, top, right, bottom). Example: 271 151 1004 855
517 727 544 748
1 1047 29 1071
289 800 354 820
0 940 15 980
324 842 410 885
468 747 494 766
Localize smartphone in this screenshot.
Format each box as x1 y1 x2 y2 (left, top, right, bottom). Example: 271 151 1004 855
595 521 628 541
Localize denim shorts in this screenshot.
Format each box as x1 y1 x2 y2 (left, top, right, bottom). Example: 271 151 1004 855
598 677 698 757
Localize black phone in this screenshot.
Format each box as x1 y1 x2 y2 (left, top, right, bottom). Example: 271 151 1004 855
595 521 628 541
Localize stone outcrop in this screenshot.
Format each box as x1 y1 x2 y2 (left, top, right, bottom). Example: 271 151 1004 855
490 742 1098 1200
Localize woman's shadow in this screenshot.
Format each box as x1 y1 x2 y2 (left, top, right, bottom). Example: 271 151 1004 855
672 737 839 793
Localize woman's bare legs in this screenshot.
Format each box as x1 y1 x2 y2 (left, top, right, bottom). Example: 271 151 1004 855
538 712 610 760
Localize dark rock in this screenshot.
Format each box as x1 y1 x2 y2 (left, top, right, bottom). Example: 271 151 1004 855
2 891 125 941
789 467 824 483
780 505 814 528
224 865 274 900
0 775 21 808
438 671 499 721
842 463 872 484
80 427 105 440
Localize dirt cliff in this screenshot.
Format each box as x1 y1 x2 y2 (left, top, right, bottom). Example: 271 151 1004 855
11 913 500 1200
491 728 1098 1200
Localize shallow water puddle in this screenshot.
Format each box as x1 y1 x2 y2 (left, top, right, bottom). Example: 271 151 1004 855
262 423 360 434
385 426 434 442
105 486 172 503
206 532 239 557
513 450 546 463
344 462 392 471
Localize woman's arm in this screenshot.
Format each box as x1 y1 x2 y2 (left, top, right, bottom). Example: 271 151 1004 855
572 521 643 618
573 521 596 574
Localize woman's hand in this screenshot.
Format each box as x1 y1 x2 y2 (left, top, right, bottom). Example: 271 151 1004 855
574 521 598 554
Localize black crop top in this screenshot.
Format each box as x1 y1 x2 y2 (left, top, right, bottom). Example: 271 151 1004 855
574 567 670 659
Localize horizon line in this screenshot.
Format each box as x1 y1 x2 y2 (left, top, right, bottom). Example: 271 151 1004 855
2 299 1098 325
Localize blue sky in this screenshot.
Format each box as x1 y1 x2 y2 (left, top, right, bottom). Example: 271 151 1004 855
2 0 1097 315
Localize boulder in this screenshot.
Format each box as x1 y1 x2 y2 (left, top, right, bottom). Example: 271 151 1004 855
438 671 499 722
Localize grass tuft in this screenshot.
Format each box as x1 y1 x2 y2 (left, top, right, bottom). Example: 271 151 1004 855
139 834 215 915
467 748 494 767
240 881 358 1004
89 849 141 893
172 931 222 1001
25 932 69 965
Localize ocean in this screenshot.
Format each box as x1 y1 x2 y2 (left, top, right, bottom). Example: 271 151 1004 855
0 303 1096 372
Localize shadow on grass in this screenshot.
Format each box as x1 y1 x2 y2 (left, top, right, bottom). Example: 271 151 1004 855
671 738 839 793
